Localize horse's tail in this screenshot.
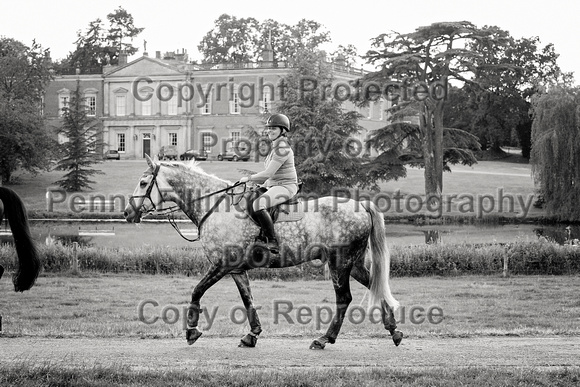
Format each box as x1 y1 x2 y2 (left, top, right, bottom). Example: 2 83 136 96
0 187 41 292
363 201 399 311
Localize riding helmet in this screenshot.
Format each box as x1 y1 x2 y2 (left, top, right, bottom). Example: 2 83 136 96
265 113 290 132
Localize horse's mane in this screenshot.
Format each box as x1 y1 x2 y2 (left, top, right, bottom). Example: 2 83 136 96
160 161 232 185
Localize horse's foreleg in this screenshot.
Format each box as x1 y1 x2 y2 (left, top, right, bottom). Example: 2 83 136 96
310 263 353 350
231 271 262 347
351 265 403 346
186 264 231 345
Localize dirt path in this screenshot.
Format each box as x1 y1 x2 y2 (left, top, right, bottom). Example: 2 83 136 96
1 336 578 371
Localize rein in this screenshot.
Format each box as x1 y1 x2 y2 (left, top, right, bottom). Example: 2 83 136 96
168 181 246 242
129 163 247 242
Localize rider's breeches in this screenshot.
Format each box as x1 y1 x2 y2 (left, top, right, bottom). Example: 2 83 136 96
253 184 298 212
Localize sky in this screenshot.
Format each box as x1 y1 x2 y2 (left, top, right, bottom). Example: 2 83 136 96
1 0 579 83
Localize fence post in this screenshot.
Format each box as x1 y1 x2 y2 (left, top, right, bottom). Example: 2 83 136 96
502 255 509 277
72 242 79 274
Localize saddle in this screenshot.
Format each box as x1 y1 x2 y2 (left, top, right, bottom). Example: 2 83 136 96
244 184 304 224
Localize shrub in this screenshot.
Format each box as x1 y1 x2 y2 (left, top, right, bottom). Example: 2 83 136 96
1 240 579 278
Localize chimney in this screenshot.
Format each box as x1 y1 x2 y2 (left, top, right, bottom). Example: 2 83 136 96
156 51 161 59
260 31 274 67
118 51 128 65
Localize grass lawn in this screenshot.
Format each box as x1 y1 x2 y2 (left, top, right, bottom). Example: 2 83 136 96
1 363 577 387
1 273 578 339
2 272 580 384
5 155 544 219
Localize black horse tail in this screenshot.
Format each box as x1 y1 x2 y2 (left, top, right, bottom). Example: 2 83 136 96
362 201 399 311
0 187 41 292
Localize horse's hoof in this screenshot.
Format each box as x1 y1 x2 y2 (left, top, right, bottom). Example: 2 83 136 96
186 329 202 345
392 330 404 346
309 339 326 350
238 333 258 347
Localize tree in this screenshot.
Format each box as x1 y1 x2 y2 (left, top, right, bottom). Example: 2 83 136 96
330 44 360 67
106 6 144 56
364 22 511 197
273 50 405 195
0 37 55 184
530 85 580 221
197 14 261 63
463 35 567 156
197 15 331 65
62 7 143 70
67 19 109 70
54 82 103 191
285 19 331 55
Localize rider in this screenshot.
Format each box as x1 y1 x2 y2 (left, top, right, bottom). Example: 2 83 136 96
239 113 298 254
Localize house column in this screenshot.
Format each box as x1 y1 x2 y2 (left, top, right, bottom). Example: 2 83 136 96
102 125 110 151
155 125 161 154
129 125 136 159
103 82 110 116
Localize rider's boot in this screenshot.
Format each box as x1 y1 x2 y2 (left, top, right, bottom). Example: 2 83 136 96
253 209 279 254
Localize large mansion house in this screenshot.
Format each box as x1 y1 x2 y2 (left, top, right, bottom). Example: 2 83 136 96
44 48 394 160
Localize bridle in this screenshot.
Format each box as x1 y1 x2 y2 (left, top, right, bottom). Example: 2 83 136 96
128 164 173 216
128 163 247 242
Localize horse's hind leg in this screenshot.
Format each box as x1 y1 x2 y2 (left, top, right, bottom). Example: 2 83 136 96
351 265 403 346
231 271 262 348
310 262 353 350
186 264 231 345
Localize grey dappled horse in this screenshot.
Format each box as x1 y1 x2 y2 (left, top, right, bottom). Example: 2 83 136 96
124 156 403 349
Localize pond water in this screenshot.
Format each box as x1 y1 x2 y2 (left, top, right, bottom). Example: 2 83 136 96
0 220 199 249
1 219 578 248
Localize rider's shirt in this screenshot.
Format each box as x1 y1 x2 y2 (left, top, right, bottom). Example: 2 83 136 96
249 137 298 188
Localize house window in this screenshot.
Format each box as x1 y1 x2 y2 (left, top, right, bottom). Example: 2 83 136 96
230 131 241 149
87 129 97 153
167 95 177 115
169 132 178 146
159 86 177 115
86 95 96 116
201 90 212 115
229 89 240 114
141 99 151 116
59 95 69 116
117 133 126 152
202 132 213 153
379 98 385 121
116 95 126 116
260 88 271 113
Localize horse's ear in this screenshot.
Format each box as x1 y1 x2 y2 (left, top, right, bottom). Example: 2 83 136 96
145 154 155 169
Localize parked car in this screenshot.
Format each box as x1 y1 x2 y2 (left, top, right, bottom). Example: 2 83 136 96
158 145 178 160
104 149 120 160
217 147 250 162
180 149 208 161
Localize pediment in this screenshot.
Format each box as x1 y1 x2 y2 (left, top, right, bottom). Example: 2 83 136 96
104 56 186 78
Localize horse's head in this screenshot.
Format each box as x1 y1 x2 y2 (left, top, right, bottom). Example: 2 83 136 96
124 154 176 223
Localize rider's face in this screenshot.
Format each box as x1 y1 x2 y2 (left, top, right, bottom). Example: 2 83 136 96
265 126 282 140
